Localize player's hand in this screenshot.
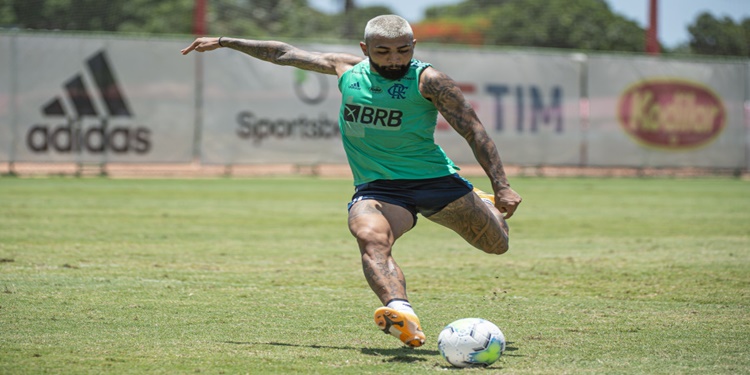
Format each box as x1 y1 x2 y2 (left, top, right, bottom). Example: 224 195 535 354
495 187 522 219
181 37 222 55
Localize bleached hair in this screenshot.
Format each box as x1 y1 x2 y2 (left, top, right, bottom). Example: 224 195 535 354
363 15 413 43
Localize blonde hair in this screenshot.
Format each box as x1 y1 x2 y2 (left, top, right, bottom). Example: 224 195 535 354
363 15 413 43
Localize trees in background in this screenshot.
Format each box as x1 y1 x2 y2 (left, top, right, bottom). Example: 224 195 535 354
0 0 387 40
688 12 749 57
0 0 747 56
0 0 194 34
417 0 644 52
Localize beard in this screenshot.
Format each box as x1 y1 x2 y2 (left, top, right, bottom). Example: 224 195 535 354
370 60 410 80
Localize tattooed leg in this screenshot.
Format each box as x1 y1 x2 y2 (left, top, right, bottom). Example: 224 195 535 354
426 191 509 254
348 200 415 304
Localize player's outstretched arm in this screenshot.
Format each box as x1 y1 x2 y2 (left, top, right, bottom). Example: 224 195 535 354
420 67 522 218
181 36 362 76
180 36 223 54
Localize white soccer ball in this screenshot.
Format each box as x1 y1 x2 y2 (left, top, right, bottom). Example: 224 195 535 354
437 318 506 368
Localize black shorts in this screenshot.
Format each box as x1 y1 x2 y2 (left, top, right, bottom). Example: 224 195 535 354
348 173 474 224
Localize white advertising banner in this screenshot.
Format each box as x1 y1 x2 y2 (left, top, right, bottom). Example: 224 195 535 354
587 55 747 168
2 33 747 171
1 35 195 163
200 45 582 167
199 43 355 165
746 61 750 171
415 49 583 166
0 36 13 162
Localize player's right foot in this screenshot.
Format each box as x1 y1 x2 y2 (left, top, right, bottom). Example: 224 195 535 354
374 307 425 348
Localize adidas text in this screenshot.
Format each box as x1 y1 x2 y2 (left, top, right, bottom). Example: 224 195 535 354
29 50 150 155
27 120 151 154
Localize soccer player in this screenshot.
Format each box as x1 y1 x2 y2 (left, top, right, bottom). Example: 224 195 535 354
181 14 522 348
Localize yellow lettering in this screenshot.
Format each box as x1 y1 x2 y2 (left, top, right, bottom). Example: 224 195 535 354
623 86 722 138
659 92 719 134
629 91 659 131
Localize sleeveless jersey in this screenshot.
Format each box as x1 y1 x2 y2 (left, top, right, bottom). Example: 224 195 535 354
337 59 459 185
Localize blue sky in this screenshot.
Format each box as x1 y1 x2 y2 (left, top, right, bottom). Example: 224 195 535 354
308 0 750 48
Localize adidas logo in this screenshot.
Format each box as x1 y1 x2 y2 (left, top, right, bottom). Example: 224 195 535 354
26 50 151 154
348 82 361 90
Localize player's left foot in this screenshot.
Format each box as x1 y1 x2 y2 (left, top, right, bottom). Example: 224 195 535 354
473 187 495 205
473 187 509 233
374 307 425 348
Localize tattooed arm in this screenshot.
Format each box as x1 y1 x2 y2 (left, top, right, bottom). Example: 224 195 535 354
181 37 363 77
419 67 522 218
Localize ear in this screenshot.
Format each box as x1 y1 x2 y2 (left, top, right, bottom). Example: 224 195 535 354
359 41 368 56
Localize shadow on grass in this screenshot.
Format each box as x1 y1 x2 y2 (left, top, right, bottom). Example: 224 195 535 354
223 341 519 363
223 341 438 363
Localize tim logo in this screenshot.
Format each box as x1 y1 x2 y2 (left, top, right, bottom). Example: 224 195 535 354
387 84 408 99
344 103 403 129
27 50 151 154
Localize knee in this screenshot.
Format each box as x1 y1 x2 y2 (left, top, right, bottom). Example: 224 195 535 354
351 226 391 254
351 225 385 243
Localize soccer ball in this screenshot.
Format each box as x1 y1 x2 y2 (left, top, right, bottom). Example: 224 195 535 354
437 318 506 368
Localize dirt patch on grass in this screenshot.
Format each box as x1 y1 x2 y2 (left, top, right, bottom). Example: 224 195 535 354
1 162 746 179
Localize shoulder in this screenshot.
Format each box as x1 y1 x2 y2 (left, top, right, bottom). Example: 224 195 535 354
331 53 366 77
411 59 432 69
418 65 458 100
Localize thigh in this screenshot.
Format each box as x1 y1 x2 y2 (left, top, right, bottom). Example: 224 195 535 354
413 174 473 217
425 191 509 254
348 199 415 247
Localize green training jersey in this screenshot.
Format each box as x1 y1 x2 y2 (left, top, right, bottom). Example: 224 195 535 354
337 59 460 185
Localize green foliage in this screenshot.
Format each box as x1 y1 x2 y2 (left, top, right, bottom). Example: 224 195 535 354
0 176 749 374
4 0 124 31
425 0 511 19
210 0 338 39
0 0 345 37
0 0 194 33
0 0 747 62
423 0 644 52
117 0 194 35
335 5 394 39
688 12 749 57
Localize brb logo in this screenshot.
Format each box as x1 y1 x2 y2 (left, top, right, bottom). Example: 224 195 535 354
344 103 403 128
26 50 151 154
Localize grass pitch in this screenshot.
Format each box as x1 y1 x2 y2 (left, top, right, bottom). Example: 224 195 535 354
1 176 748 374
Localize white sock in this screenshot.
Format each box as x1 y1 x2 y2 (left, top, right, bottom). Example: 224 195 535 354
387 299 416 315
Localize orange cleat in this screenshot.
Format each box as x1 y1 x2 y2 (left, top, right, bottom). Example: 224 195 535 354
374 307 426 348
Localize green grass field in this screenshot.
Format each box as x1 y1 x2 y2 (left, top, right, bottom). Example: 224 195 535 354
1 176 748 374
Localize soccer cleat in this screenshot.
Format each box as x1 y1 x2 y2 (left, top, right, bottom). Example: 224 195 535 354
473 187 495 205
374 307 426 348
474 187 509 234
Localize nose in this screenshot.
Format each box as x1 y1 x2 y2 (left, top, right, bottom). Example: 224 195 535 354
386 53 402 65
